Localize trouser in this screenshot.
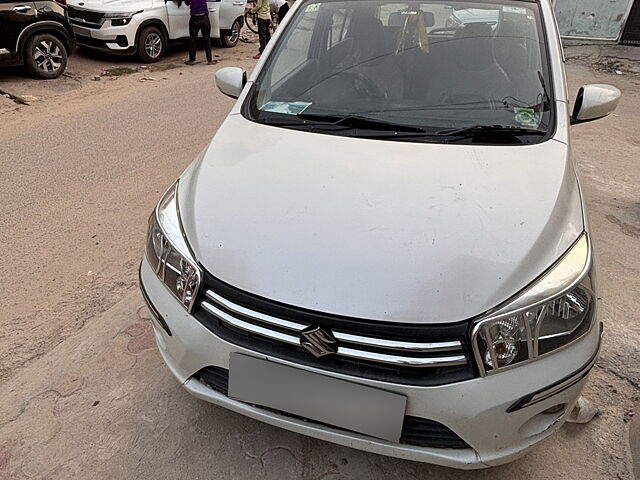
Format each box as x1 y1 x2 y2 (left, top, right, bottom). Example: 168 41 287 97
257 18 271 53
189 14 212 62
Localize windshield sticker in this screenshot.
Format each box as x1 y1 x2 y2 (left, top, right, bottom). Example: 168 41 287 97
514 107 540 128
261 101 312 115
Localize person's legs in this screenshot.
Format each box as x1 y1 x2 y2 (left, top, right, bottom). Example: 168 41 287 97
257 18 270 53
188 16 199 62
264 17 271 45
201 16 213 63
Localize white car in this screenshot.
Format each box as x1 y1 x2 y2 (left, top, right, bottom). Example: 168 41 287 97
139 0 621 469
66 0 246 62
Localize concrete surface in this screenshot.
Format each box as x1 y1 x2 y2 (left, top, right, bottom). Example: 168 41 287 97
0 42 639 479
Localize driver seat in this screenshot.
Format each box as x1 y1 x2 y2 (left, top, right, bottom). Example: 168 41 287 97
425 22 510 105
342 16 404 100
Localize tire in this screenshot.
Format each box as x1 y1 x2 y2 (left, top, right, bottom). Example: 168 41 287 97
221 19 241 48
137 26 165 63
244 11 258 33
23 33 67 79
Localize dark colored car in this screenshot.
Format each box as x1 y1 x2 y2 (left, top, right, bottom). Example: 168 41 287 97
0 0 75 78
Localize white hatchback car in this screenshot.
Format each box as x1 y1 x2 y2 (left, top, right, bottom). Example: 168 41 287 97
139 0 621 469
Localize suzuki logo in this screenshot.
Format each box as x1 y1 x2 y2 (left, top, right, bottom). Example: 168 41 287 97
300 326 337 358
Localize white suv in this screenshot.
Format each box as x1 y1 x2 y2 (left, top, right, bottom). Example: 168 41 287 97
66 0 246 62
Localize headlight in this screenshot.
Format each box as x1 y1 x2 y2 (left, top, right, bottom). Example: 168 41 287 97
472 233 596 375
104 11 140 25
104 11 140 18
145 181 202 312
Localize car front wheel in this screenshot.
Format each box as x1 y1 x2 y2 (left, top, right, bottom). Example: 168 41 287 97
221 19 241 48
24 33 67 79
137 26 165 63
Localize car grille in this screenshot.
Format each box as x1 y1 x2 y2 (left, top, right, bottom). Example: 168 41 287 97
68 6 105 28
192 273 476 386
195 366 470 450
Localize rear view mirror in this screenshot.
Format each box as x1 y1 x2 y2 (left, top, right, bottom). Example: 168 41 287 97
215 67 246 98
571 84 621 124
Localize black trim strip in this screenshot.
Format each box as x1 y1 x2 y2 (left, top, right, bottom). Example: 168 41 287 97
139 262 172 336
506 323 603 413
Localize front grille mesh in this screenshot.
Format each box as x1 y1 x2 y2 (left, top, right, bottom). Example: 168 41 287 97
195 366 470 450
193 273 475 386
68 6 104 27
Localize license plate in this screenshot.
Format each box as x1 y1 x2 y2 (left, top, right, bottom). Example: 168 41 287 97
228 353 407 442
72 25 91 37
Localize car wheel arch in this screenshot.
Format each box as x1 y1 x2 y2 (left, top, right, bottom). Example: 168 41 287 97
220 16 243 47
136 19 169 47
17 22 72 59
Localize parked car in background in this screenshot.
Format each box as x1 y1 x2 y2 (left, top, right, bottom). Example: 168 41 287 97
140 0 621 469
65 0 246 62
0 0 75 78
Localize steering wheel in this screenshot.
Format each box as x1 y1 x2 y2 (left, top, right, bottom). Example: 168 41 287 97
336 70 387 99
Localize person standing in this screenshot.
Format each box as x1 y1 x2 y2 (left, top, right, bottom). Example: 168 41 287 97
185 0 215 65
251 0 271 59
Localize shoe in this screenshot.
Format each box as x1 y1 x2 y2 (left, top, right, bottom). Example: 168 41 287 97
184 60 196 65
252 53 261 59
207 60 217 65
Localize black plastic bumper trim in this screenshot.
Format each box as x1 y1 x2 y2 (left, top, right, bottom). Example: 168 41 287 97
139 261 172 336
507 322 603 413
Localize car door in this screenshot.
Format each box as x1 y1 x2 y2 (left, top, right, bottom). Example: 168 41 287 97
206 0 220 37
218 0 245 30
165 0 190 39
0 0 37 55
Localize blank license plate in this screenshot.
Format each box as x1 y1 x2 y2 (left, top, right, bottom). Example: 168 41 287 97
72 25 91 37
228 353 407 442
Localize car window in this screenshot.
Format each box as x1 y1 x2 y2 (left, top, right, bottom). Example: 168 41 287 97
247 0 554 145
267 5 318 86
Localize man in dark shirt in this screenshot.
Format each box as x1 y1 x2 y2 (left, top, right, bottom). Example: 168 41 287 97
185 0 214 65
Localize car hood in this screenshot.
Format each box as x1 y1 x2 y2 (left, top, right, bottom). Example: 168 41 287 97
179 114 584 324
66 0 152 12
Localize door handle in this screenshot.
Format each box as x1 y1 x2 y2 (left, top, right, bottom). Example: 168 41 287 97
208 7 217 11
13 5 32 12
232 1 244 4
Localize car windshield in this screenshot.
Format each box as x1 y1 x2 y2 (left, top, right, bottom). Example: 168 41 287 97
245 0 554 144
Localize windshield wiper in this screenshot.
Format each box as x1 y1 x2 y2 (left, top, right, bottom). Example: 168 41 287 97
296 113 428 133
436 124 546 136
537 70 551 109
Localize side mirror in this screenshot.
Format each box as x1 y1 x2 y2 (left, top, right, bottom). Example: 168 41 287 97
571 84 621 125
215 67 246 99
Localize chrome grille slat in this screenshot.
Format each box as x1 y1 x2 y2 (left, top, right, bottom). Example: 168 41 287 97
332 330 462 353
205 289 307 332
336 347 467 367
201 301 300 345
199 291 468 368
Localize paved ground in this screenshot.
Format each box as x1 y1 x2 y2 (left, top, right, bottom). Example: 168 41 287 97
1 40 639 479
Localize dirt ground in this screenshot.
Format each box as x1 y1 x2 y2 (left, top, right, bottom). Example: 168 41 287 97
0 37 639 479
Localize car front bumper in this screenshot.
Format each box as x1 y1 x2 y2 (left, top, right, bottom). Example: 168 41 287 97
71 21 138 53
139 257 602 470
